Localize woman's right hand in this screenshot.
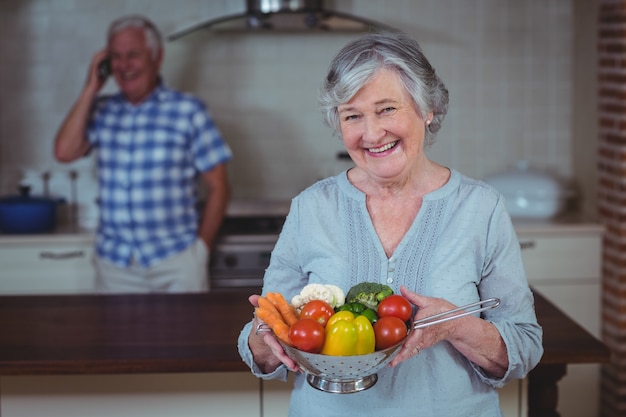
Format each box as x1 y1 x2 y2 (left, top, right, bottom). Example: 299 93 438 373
248 294 299 373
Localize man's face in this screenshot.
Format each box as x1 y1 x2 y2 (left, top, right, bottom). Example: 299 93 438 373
108 27 162 104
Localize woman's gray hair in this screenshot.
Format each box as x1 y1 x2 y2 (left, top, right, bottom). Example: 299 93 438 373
107 15 163 60
319 31 449 147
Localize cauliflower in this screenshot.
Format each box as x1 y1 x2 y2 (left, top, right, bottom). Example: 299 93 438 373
291 284 346 312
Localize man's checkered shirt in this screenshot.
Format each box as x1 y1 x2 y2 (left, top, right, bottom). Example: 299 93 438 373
87 84 232 267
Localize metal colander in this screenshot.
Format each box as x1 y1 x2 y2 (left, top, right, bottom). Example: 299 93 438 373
270 298 500 393
280 337 404 393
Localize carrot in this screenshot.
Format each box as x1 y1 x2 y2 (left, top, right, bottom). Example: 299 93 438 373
256 306 291 345
257 295 282 319
266 292 299 326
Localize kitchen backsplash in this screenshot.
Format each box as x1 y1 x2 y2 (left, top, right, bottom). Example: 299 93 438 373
0 0 576 227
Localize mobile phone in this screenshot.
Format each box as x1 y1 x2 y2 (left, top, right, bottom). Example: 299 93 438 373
97 57 111 80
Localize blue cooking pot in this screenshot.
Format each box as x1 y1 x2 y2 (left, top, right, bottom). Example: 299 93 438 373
0 186 64 234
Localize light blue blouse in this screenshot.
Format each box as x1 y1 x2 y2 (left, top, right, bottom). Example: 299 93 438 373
238 169 543 417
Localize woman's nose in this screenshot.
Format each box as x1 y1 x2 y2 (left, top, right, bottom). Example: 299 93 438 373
363 116 386 140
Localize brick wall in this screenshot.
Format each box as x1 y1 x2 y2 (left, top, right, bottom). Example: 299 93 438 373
598 1 626 416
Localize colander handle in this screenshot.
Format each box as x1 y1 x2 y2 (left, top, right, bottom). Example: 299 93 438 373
412 298 500 330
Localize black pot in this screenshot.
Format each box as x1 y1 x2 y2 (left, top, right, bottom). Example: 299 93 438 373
0 186 64 234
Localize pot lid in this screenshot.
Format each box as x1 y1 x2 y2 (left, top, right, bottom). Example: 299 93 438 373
167 0 394 40
0 186 64 205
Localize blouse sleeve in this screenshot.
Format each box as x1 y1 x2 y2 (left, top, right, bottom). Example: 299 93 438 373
473 195 544 386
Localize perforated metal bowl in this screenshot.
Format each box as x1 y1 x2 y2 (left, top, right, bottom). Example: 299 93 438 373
269 298 500 394
280 335 405 393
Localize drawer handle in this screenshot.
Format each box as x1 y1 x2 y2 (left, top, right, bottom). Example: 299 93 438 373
39 250 85 260
519 241 536 250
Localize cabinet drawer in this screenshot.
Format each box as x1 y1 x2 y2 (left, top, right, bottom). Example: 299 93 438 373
518 234 601 282
0 244 90 264
0 243 95 294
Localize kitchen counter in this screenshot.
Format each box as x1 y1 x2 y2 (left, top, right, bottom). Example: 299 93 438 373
0 288 609 374
0 226 94 245
0 287 610 416
0 216 602 244
0 288 259 375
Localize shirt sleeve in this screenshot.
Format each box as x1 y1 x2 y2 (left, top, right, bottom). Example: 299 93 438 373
472 195 544 387
189 100 232 172
237 321 290 381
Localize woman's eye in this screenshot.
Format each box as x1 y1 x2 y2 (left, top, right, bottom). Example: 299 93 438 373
381 107 396 113
343 114 360 121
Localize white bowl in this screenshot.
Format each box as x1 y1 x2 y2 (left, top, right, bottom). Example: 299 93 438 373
484 162 572 219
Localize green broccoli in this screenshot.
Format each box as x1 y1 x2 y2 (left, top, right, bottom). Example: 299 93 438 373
345 282 394 310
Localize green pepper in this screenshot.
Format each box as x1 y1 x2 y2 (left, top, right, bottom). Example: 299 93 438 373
360 308 378 324
336 302 367 314
321 311 376 356
337 304 354 313
335 303 378 324
350 302 366 314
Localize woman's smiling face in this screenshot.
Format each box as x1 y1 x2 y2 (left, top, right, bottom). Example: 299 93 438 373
338 68 430 184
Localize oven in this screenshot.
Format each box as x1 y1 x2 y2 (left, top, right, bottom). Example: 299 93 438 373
209 215 285 288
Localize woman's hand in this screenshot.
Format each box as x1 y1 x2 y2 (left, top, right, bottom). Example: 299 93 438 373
389 286 459 366
248 294 299 373
388 286 508 377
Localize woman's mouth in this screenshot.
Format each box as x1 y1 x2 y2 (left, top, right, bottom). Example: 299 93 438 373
368 141 398 154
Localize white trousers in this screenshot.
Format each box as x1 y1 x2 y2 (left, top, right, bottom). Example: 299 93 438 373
94 238 210 293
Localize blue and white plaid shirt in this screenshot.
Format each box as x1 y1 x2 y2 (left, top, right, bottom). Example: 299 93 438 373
87 84 232 268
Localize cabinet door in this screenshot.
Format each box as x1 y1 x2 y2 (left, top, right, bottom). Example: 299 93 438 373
518 233 601 284
262 376 525 417
518 230 602 417
1 373 260 417
0 243 95 294
518 232 602 336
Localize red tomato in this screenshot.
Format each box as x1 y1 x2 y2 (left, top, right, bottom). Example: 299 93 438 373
300 300 334 326
373 316 408 350
288 318 326 353
377 295 413 322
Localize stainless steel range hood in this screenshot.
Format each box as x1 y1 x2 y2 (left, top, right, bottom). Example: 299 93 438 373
167 0 394 41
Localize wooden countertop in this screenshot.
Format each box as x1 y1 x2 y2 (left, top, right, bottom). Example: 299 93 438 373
0 288 610 376
0 289 259 375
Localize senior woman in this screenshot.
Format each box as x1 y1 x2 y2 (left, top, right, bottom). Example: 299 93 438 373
238 31 543 416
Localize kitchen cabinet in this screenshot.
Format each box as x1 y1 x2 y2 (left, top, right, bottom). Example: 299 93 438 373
516 222 604 417
262 377 526 417
1 372 260 417
262 376 292 416
0 233 95 294
2 373 523 417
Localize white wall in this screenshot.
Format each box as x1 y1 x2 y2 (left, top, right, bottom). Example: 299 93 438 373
0 0 583 225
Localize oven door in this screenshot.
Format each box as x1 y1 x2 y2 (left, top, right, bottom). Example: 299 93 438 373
210 240 274 288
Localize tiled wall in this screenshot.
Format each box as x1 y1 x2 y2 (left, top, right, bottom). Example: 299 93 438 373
598 1 626 416
0 0 577 226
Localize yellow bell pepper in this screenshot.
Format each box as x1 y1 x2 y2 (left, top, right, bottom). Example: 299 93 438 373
354 315 376 355
321 311 376 356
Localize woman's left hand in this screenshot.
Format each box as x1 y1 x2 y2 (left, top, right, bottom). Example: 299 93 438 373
388 286 508 377
388 286 459 367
